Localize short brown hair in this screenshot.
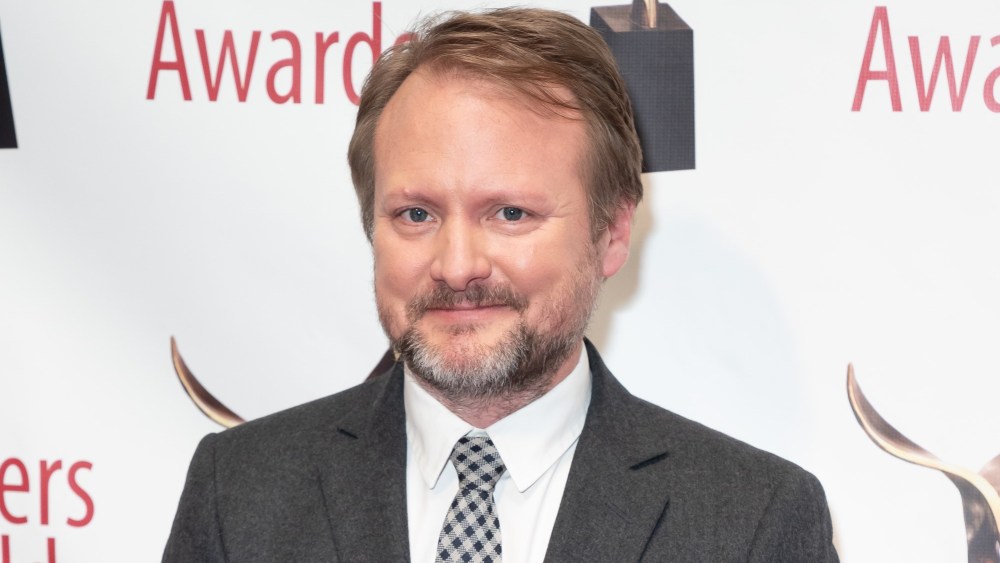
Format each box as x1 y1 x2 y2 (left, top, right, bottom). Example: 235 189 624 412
347 7 643 241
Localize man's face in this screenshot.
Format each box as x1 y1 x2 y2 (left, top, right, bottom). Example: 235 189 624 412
371 69 631 400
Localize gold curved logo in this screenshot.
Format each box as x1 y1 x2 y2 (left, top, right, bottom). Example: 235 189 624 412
170 337 245 428
848 365 1000 562
170 337 396 429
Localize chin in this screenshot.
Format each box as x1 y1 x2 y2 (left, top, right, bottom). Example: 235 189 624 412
397 320 579 402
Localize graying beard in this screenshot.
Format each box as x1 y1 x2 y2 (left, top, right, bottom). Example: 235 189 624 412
397 321 580 403
383 246 603 403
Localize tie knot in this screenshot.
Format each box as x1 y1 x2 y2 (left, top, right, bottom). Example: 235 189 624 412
450 436 505 491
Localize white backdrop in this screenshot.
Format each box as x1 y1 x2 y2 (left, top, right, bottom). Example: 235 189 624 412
3 0 1000 560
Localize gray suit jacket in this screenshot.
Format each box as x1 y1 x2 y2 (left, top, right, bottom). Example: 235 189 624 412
163 342 838 562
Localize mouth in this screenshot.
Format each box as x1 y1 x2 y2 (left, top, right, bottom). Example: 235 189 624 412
429 301 508 311
422 303 514 324
406 284 528 323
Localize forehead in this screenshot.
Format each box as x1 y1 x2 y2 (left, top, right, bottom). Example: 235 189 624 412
385 64 584 120
372 68 588 193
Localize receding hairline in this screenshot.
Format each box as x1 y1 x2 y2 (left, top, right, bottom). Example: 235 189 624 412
375 63 587 134
370 63 593 189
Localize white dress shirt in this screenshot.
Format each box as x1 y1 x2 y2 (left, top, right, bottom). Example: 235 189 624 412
404 344 592 563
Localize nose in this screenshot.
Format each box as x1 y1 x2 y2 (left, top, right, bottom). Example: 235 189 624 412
429 218 492 291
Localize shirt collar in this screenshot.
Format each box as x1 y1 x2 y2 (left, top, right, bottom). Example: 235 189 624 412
404 343 592 493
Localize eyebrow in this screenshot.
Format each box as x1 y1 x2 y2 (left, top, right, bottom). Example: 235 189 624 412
378 188 436 206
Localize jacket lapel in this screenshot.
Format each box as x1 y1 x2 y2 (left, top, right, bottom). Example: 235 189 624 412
545 341 673 562
313 363 410 562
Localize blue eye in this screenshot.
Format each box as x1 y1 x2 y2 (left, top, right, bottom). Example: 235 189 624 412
499 207 524 221
406 208 429 222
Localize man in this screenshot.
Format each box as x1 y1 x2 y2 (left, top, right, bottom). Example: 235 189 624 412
164 8 838 562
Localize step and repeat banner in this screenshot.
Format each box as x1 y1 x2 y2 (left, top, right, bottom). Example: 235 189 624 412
3 0 1000 561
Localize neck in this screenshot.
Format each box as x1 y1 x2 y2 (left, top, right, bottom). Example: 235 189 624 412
415 341 583 428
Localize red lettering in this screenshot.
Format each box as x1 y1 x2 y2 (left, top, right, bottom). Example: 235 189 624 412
984 35 1000 112
147 1 191 100
66 462 94 527
343 2 382 105
146 1 416 104
267 31 302 104
0 535 55 563
0 459 28 525
853 6 901 111
909 35 980 111
39 460 62 526
315 32 340 104
196 30 262 102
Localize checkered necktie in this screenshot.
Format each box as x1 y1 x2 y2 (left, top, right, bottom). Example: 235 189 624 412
436 436 506 563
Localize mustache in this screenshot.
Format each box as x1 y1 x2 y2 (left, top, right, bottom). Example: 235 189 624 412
406 283 528 321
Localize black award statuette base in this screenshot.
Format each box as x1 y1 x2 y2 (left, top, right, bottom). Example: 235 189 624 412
0 20 17 150
591 3 694 172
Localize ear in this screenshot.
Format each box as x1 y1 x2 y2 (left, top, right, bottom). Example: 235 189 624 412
600 203 635 278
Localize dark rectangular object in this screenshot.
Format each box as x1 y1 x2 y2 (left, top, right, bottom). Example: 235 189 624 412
0 20 17 149
591 3 694 172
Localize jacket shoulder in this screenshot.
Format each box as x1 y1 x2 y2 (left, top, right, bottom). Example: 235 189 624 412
618 395 837 561
202 370 398 473
162 371 404 562
635 394 806 479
